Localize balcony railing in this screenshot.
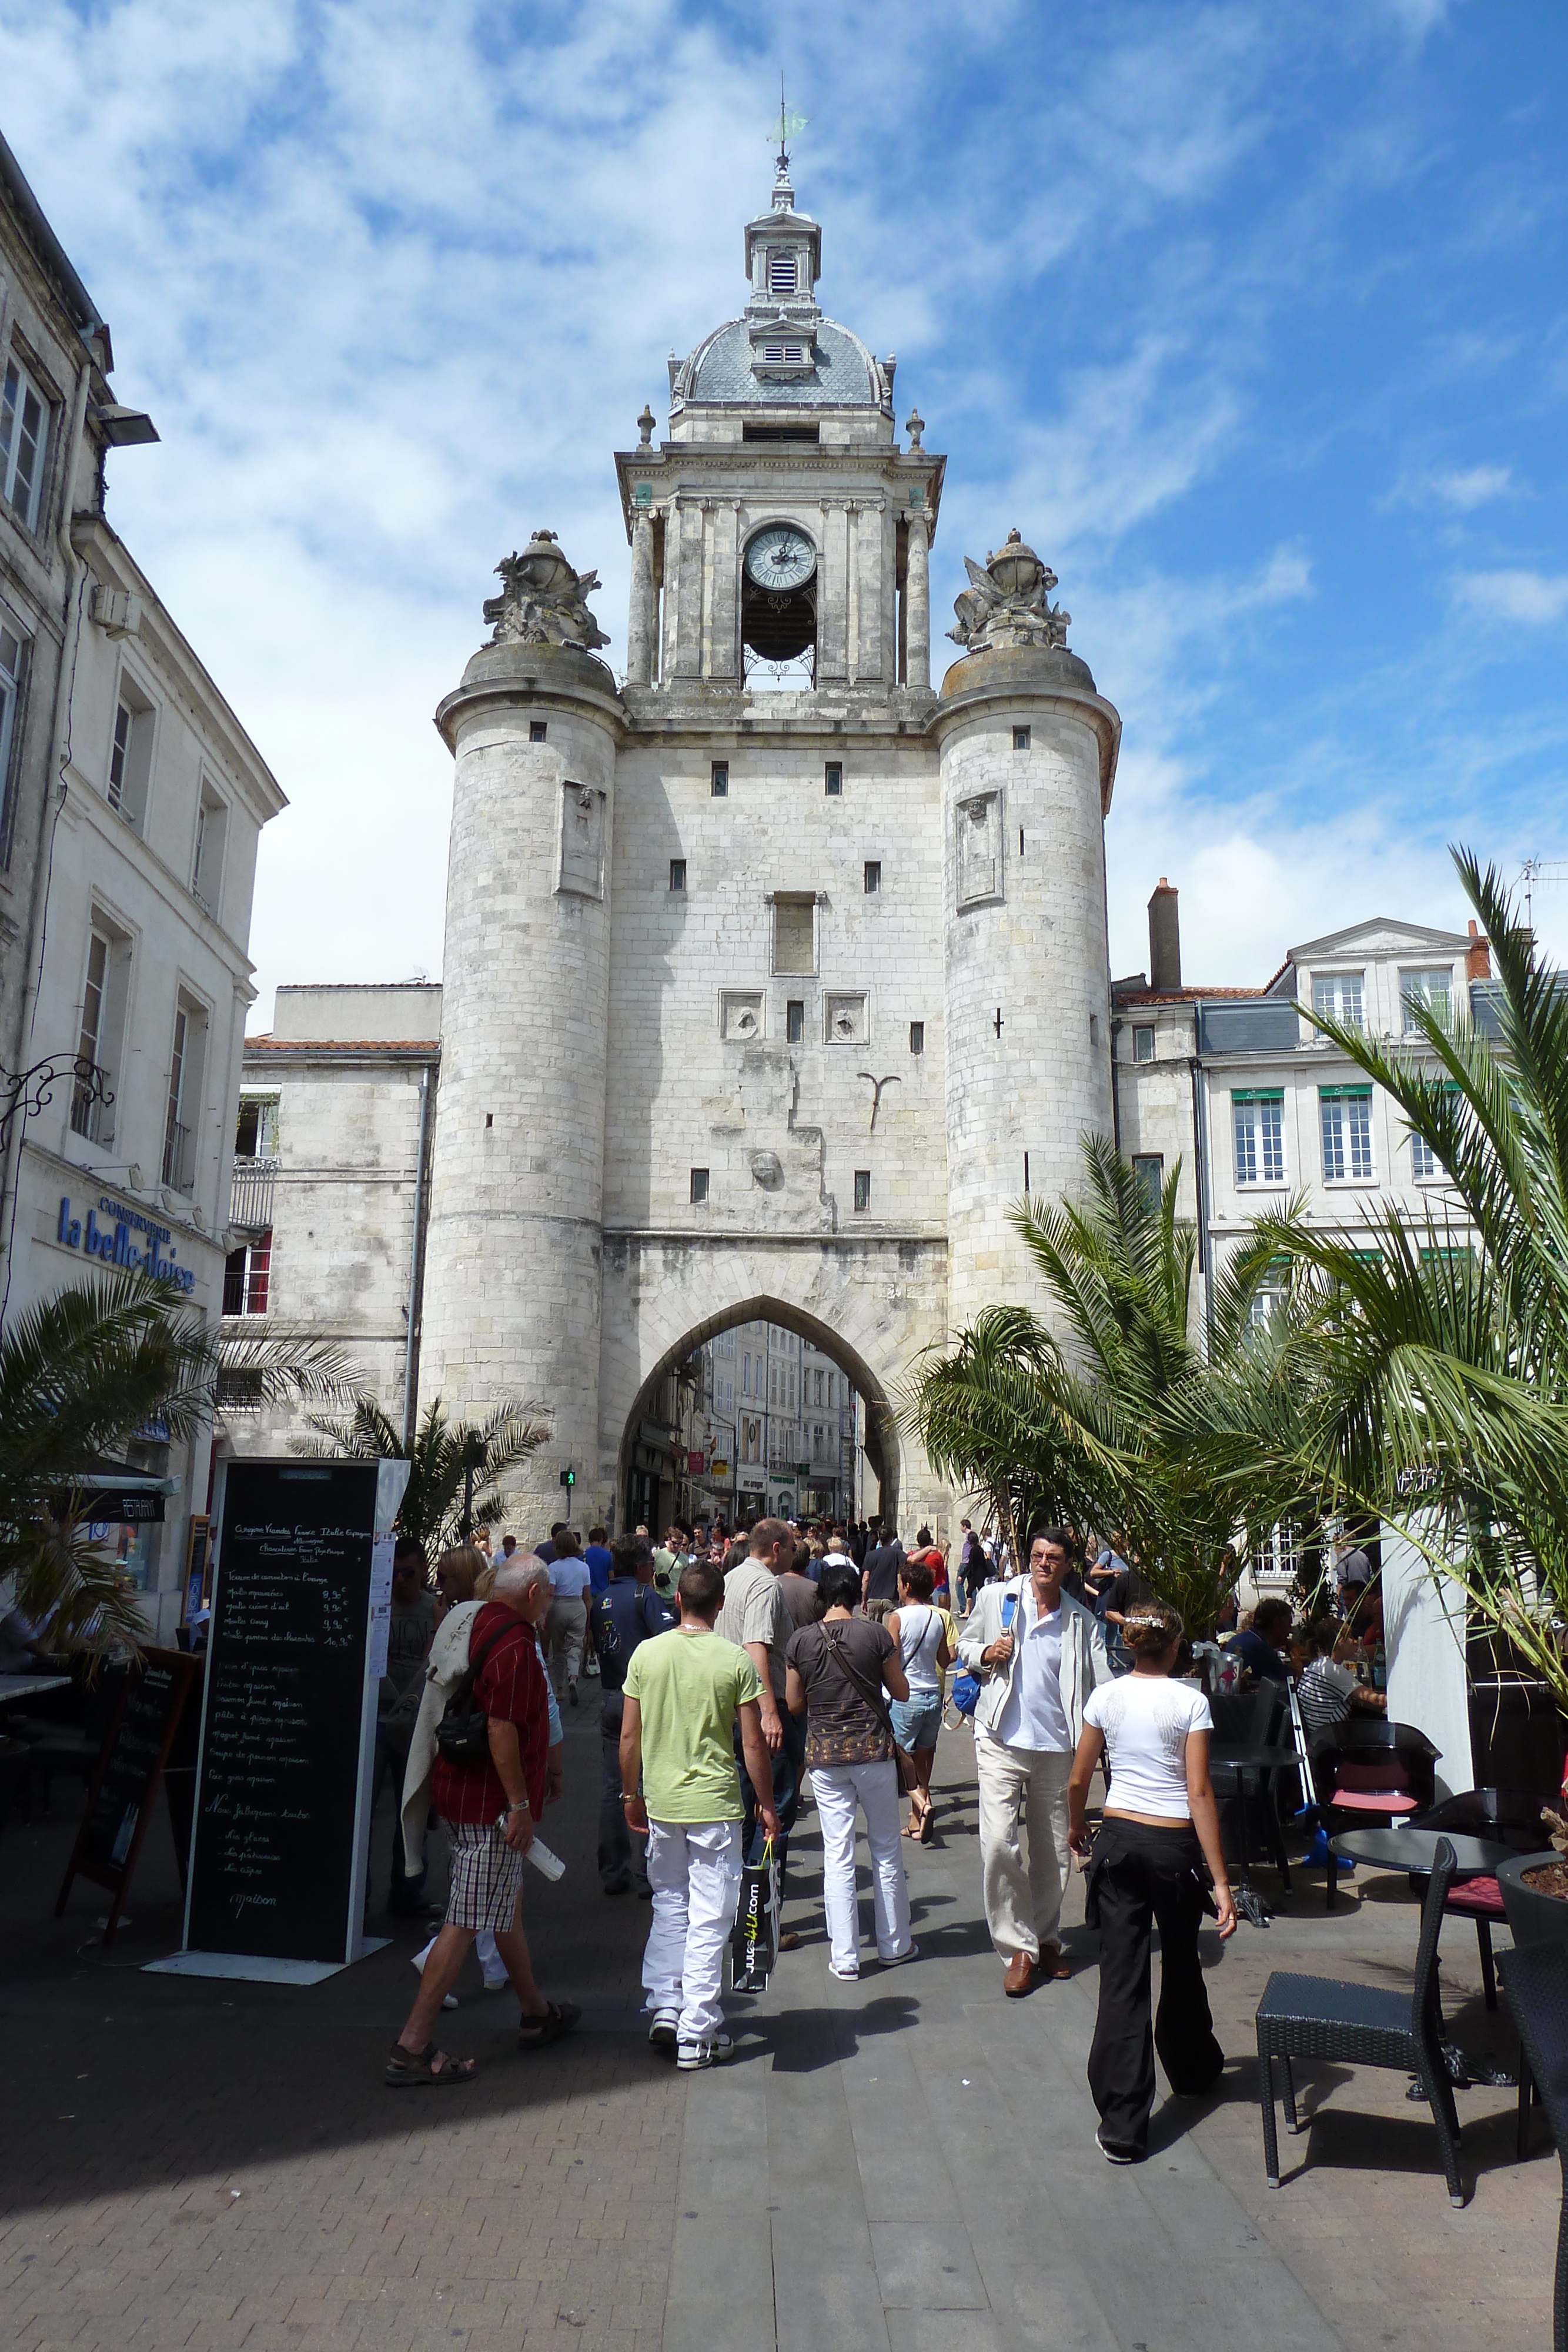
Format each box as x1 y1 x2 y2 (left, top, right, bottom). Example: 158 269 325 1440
229 1155 279 1231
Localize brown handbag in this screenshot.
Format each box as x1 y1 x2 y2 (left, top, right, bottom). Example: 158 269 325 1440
817 1624 921 1795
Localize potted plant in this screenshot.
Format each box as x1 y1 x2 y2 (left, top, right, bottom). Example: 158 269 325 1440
1497 1779 1568 1950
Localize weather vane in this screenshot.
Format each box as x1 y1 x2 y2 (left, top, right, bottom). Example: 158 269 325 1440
770 73 807 170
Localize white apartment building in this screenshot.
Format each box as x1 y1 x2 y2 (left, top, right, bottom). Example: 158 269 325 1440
0 128 285 1637
1112 879 1489 1331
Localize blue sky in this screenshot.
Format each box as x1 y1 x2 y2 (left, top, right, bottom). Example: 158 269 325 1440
6 0 1567 1016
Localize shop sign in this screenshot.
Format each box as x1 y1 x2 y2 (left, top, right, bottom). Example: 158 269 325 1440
710 1459 731 1479
687 1451 706 1474
56 1195 196 1293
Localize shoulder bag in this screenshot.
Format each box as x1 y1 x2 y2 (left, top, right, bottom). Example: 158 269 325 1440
818 1623 921 1794
434 1621 516 1766
950 1590 1017 1718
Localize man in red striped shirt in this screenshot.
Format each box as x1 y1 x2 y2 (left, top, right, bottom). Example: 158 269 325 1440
386 1558 577 2086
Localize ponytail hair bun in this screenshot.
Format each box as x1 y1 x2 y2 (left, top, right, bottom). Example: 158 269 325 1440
1121 1603 1184 1658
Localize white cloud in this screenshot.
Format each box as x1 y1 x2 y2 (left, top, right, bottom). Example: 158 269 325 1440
1430 463 1513 508
1453 569 1568 626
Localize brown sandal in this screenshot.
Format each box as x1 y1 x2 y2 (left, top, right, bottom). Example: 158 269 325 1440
385 2038 476 2087
516 1999 581 2050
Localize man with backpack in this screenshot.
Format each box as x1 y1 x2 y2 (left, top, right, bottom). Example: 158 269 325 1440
594 1532 676 1896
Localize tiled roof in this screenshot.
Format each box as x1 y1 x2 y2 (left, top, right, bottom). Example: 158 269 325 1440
1112 984 1264 1005
244 1035 440 1052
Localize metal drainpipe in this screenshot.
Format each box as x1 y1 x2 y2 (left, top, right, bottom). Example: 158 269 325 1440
400 1060 434 1449
0 355 93 1324
1109 1017 1122 1152
1190 1016 1215 1348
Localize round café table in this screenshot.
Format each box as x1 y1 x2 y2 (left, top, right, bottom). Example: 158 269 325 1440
1330 1827 1516 1880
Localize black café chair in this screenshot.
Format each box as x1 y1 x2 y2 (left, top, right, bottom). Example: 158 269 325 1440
1313 1719 1441 1907
1409 1786 1554 2012
1210 1684 1295 1890
1254 1835 1466 2207
1498 1939 1568 2352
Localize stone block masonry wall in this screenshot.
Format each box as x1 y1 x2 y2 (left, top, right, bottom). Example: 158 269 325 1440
420 647 619 1528
938 679 1115 1339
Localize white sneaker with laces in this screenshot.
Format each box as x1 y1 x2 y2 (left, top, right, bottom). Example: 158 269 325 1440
676 2035 735 2070
647 2009 680 2054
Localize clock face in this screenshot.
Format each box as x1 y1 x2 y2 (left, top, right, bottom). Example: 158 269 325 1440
744 525 816 592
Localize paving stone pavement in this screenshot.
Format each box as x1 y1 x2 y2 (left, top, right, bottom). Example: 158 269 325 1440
1 1695 1560 2352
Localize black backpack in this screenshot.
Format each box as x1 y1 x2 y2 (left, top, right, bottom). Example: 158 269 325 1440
434 1622 513 1766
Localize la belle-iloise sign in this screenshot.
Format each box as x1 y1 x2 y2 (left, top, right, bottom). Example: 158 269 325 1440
56 1194 196 1294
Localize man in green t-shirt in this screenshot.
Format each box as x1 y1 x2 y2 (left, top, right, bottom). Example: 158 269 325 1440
621 1558 778 2070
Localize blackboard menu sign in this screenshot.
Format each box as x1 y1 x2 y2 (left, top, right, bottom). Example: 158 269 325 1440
184 1461 393 1965
55 1648 200 1942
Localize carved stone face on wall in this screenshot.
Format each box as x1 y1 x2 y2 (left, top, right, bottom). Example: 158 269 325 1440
558 783 606 898
956 792 1003 910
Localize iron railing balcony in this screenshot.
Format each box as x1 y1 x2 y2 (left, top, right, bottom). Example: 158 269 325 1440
229 1155 279 1232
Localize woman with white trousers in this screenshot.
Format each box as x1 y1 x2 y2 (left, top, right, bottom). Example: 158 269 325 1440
783 1562 918 1980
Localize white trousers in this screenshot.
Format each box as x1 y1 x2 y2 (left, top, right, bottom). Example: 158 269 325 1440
643 1818 743 2048
811 1760 912 1971
974 1735 1072 1963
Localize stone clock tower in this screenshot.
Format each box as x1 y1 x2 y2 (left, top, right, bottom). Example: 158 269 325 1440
417 154 1121 1535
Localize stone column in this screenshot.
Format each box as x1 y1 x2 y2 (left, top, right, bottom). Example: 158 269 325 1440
905 512 931 690
708 499 741 680
673 499 704 679
817 500 849 682
626 509 655 685
854 502 883 681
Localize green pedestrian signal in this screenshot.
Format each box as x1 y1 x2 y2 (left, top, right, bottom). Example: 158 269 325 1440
560 1465 576 1489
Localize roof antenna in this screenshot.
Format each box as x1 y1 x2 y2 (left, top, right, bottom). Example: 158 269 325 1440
770 74 807 183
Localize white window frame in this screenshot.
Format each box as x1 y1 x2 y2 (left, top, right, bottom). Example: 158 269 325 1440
0 614 25 861
1320 1086 1375 1184
1232 1090 1286 1187
1400 965 1453 1035
106 664 156 834
1 352 51 534
1310 970 1364 1026
69 908 132 1148
191 778 229 919
162 990 210 1195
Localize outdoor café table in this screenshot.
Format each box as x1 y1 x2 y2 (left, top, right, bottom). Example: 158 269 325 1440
0 1674 71 1706
1330 1827 1516 1882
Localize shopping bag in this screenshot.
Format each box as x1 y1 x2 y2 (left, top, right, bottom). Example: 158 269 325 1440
728 1830 780 1992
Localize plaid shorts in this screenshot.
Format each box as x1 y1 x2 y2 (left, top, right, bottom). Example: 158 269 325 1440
445 1819 523 1933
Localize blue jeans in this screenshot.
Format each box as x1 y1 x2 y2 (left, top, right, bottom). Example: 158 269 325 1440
599 1691 650 1891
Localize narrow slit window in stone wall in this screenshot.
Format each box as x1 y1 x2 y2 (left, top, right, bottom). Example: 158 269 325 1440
864 861 880 894
853 1170 871 1212
1013 726 1031 750
690 1168 710 1204
909 1021 924 1054
787 1000 804 1043
670 859 686 891
711 761 728 797
825 762 842 796
529 720 547 742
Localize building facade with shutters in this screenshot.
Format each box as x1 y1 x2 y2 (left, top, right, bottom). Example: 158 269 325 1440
0 129 285 1638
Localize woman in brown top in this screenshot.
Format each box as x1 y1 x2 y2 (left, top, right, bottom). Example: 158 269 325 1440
784 1563 918 1980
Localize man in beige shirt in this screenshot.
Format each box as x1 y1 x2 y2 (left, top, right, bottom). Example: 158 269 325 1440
716 1518 804 1877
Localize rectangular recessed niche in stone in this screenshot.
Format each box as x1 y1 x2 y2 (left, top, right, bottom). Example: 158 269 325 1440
955 791 1004 910
864 861 881 894
530 720 547 743
854 1170 871 1212
786 1000 804 1044
711 761 728 797
720 990 764 1042
824 992 868 1046
824 762 842 796
690 1168 710 1204
1013 726 1031 750
557 781 607 900
772 894 815 975
670 859 686 891
909 1021 924 1055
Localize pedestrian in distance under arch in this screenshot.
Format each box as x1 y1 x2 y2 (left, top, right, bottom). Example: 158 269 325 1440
885 1556 950 1843
1067 1602 1236 2164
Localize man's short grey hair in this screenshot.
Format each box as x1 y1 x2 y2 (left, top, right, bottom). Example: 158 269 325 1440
494 1556 551 1606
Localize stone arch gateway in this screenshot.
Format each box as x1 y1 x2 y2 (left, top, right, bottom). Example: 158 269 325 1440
414 158 1119 1541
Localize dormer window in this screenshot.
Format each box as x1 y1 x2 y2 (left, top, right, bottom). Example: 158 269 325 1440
768 249 798 295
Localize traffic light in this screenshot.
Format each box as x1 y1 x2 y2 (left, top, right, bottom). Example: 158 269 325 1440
560 1465 576 1489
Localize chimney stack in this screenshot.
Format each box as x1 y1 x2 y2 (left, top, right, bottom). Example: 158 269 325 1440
1466 918 1491 981
1148 877 1182 993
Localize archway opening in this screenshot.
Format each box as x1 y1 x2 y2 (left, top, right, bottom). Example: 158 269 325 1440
616 1295 900 1536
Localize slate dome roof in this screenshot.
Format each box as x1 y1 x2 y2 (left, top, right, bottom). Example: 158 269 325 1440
680 316 882 408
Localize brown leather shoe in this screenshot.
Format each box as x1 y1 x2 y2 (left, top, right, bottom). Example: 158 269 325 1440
1038 1942 1072 1980
1003 1951 1035 1997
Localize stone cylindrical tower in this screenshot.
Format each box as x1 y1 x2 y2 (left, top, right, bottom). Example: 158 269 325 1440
421 541 623 1531
934 536 1121 1342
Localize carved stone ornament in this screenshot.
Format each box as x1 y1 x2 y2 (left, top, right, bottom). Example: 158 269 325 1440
947 527 1071 654
483 529 610 652
750 1150 784 1191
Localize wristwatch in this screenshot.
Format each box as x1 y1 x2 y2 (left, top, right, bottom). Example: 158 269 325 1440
508 1798 531 1814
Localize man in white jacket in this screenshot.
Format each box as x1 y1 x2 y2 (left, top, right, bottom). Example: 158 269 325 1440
958 1526 1113 1997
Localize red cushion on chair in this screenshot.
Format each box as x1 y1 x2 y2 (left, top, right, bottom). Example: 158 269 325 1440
1446 1875 1505 1915
1331 1787 1419 1813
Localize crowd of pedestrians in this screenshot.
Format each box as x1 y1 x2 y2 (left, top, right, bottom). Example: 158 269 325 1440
375 1502 1386 2165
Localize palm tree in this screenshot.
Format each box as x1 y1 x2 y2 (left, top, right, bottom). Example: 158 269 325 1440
0 1273 360 1654
294 1393 550 1555
1202 850 1568 1703
907 1135 1309 1634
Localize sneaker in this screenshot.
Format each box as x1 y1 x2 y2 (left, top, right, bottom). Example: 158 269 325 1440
677 2035 735 2070
647 2009 680 2055
411 1941 459 2010
1096 2129 1142 2166
878 1942 920 1968
481 1966 510 1992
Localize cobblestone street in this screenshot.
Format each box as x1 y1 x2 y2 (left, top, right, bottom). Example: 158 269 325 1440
2 1704 1558 2352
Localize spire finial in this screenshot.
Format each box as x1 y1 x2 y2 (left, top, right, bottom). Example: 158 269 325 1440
768 76 807 206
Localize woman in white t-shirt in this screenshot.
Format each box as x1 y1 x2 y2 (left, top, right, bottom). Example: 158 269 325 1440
1067 1603 1236 2165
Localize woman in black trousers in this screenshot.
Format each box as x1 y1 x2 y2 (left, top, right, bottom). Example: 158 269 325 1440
1067 1603 1237 2162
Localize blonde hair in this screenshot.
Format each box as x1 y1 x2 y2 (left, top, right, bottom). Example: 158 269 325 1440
1121 1603 1184 1658
436 1545 487 1604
